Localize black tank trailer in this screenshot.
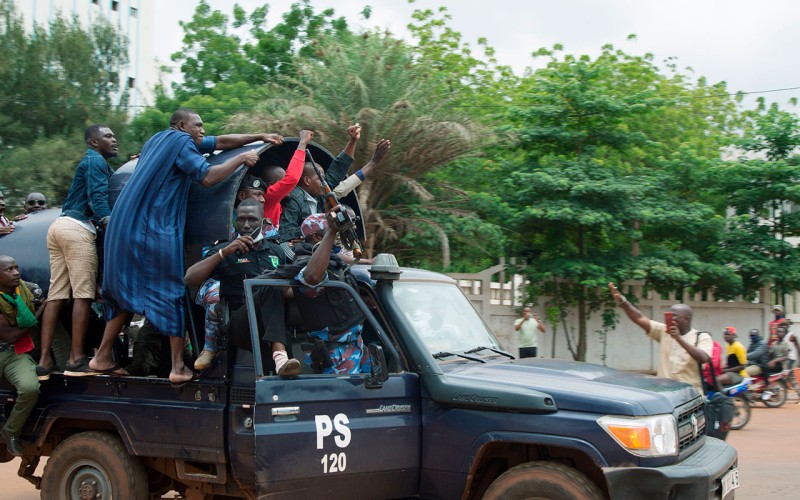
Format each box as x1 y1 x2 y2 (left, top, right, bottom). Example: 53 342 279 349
0 138 364 297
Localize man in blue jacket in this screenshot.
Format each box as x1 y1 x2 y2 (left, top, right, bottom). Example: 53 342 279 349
38 125 118 380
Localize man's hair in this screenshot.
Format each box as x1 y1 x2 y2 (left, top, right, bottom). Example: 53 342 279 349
84 124 108 144
25 192 46 202
169 108 197 128
671 303 693 319
264 165 285 185
237 198 263 212
302 162 319 178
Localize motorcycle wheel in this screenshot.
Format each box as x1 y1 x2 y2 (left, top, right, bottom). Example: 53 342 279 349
763 380 787 408
730 395 751 430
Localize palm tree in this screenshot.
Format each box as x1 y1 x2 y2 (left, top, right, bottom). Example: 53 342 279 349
228 31 489 268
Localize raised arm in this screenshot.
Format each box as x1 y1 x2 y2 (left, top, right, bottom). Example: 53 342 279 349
301 215 340 286
201 150 260 187
264 130 312 206
608 282 652 333
332 138 391 198
215 133 284 151
343 124 360 159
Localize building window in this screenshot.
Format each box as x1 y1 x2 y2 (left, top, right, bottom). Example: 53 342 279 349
111 1 119 12
128 77 135 89
130 7 138 18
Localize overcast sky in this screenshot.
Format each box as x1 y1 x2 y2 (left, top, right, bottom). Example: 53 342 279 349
154 0 800 109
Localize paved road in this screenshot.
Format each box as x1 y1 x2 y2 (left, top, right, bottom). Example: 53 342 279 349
1 402 797 498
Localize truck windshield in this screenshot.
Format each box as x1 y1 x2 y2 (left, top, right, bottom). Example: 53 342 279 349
391 281 502 355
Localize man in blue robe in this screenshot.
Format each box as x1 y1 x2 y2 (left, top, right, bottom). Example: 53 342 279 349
89 108 283 383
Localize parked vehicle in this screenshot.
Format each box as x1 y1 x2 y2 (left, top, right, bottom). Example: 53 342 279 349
0 140 739 499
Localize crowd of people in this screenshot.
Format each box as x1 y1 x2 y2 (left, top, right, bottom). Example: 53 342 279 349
0 108 391 457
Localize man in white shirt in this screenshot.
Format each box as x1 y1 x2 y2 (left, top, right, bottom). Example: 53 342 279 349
514 306 545 358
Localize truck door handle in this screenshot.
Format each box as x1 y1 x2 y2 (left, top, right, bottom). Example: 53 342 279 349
271 406 300 417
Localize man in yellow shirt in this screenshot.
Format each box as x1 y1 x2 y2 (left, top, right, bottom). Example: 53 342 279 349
716 327 747 387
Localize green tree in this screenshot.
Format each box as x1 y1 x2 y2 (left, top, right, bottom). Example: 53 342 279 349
229 29 489 268
126 0 353 151
0 0 128 148
0 0 129 207
710 100 800 302
493 43 739 360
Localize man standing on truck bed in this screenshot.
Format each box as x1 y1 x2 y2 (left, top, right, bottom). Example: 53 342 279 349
609 282 712 393
0 255 40 457
90 108 283 383
38 125 117 380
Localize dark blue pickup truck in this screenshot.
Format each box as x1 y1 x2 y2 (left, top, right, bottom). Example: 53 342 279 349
0 140 738 499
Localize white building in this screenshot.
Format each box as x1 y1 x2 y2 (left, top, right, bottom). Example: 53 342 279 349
13 0 158 112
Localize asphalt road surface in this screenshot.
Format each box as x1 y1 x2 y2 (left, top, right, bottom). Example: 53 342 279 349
1 402 797 498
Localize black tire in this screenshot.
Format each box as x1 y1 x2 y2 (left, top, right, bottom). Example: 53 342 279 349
763 379 787 408
41 431 148 500
730 395 751 430
484 461 604 500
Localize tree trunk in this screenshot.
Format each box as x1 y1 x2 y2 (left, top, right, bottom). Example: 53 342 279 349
576 225 587 361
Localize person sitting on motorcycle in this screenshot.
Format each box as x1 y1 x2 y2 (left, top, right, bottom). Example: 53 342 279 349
744 328 769 378
716 327 748 387
768 326 791 375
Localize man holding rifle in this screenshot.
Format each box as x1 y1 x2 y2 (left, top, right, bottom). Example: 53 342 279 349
278 124 391 259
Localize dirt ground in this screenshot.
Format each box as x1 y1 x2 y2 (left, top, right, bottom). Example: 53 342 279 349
1 400 797 498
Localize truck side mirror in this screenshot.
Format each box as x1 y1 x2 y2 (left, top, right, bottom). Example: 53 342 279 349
366 343 389 389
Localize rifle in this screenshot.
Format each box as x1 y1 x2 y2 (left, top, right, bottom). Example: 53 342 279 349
306 150 363 260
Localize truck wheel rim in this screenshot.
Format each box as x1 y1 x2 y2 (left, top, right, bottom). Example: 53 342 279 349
59 459 112 499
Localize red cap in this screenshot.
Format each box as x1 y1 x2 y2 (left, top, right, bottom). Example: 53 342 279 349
724 326 736 335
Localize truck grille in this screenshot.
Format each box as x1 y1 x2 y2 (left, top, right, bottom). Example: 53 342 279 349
676 397 706 452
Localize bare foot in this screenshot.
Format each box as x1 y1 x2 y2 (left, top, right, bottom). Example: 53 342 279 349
88 357 116 372
169 366 195 384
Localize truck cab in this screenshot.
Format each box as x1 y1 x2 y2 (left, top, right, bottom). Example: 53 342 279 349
0 140 737 499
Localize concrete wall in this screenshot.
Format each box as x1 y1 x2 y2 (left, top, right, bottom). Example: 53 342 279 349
449 262 774 373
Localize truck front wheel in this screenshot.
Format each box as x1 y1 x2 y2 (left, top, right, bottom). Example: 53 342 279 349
483 461 604 500
41 431 149 500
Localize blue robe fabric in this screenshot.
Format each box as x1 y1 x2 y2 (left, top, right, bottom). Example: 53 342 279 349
103 129 216 336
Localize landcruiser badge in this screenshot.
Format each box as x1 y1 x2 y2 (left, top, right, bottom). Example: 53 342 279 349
366 404 412 414
690 414 699 439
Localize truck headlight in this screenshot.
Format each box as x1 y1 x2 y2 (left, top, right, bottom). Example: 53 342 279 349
597 414 677 457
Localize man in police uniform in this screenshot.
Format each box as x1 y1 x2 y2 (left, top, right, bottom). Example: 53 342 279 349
183 199 287 371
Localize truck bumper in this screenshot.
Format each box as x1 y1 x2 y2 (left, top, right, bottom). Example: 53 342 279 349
603 438 738 499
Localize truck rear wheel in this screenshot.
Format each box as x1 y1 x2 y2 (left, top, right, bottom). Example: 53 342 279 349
483 461 604 500
41 431 149 500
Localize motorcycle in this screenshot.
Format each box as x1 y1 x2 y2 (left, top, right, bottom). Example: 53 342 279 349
745 370 789 408
718 378 752 430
